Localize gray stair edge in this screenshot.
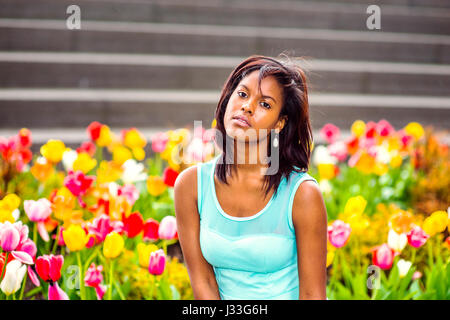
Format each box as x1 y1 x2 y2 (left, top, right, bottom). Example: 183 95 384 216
1 52 450 76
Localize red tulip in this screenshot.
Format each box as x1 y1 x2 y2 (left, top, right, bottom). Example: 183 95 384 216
86 121 102 141
372 244 395 270
162 167 179 187
77 141 96 157
122 212 144 238
143 218 160 242
35 254 64 282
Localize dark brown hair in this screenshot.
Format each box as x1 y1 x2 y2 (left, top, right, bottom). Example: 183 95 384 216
214 54 313 199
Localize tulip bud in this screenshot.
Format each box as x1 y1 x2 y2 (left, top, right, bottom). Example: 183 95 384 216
158 215 177 240
148 249 166 276
103 232 124 259
0 260 27 295
63 224 88 252
0 221 20 252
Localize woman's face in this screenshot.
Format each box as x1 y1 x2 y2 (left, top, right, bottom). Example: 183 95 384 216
224 70 286 143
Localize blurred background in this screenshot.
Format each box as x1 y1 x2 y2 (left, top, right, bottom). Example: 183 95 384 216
0 0 449 152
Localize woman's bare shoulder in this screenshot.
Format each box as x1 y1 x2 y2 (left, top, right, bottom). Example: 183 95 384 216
174 164 198 203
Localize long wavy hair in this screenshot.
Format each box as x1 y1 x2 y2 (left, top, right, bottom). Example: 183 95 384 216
213 54 313 199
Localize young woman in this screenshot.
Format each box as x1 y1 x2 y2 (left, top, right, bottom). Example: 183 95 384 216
174 55 328 300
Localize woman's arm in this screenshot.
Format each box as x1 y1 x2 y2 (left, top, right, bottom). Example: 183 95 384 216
174 165 221 300
292 180 328 300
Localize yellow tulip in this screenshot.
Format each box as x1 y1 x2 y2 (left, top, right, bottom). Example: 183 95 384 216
351 120 366 138
63 224 88 252
0 210 14 223
422 210 448 237
146 176 167 197
390 153 403 168
112 145 132 165
124 128 147 149
132 147 146 161
30 157 55 182
317 163 335 180
404 122 424 140
72 152 97 174
373 162 389 176
40 139 66 163
137 243 159 268
96 160 123 185
97 125 113 147
326 241 336 267
355 152 375 174
0 194 21 212
211 118 217 128
103 232 124 259
344 196 367 216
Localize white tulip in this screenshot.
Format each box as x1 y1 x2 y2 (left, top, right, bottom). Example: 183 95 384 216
121 159 147 184
312 145 337 167
397 259 412 278
62 149 78 171
387 229 407 252
0 260 27 295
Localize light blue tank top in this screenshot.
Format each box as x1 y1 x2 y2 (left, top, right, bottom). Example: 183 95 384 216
197 154 319 300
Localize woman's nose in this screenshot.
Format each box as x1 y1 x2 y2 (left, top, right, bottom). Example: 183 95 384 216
241 102 253 114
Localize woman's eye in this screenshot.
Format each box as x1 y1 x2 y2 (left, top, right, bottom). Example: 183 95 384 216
237 91 247 98
261 101 271 109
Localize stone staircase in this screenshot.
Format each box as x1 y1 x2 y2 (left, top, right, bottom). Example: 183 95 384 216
1 0 449 152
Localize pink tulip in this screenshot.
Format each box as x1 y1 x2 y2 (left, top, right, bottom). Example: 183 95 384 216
407 226 429 248
143 218 160 242
84 263 106 300
0 222 33 265
87 214 124 245
0 222 20 251
148 249 166 276
117 184 140 206
327 220 351 248
376 119 395 137
327 141 348 162
158 216 177 240
24 198 52 242
320 123 340 145
372 243 395 270
63 170 95 208
23 198 52 222
48 281 69 300
151 132 169 153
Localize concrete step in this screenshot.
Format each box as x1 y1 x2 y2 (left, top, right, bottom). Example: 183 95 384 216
1 89 449 131
1 0 449 35
1 19 449 63
1 52 450 96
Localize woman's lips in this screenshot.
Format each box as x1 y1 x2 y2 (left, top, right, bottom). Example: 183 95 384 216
232 118 251 127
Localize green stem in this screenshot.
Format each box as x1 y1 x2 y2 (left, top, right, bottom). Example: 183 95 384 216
148 276 155 300
51 226 60 255
108 260 114 300
76 251 85 300
427 239 434 267
33 224 37 247
18 271 28 300
411 249 416 266
1 252 9 281
114 280 125 300
83 246 100 271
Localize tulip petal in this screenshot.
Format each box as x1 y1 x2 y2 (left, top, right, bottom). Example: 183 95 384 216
28 266 41 287
37 222 50 242
11 251 33 265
